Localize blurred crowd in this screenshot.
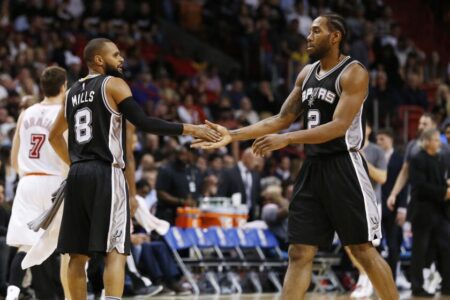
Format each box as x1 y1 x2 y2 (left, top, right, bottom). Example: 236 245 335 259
0 0 449 297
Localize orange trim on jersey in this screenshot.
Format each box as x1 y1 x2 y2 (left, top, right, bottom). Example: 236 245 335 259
23 172 53 176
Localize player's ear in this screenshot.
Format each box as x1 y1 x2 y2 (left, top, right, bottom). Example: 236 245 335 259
331 31 341 46
93 54 103 66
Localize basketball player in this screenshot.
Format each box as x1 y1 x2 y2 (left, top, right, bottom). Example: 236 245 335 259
6 66 69 300
192 14 399 299
48 38 221 300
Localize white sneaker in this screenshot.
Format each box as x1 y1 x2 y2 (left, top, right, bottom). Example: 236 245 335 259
6 285 20 300
424 269 442 294
396 269 411 290
351 274 374 298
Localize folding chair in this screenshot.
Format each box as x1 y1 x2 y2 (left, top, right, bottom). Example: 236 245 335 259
245 228 288 292
184 227 222 294
313 237 344 293
206 227 246 293
163 227 200 295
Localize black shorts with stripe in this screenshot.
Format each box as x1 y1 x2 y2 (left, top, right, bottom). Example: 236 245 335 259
288 151 381 248
57 160 130 256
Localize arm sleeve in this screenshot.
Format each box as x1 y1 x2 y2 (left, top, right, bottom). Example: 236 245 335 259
118 97 183 136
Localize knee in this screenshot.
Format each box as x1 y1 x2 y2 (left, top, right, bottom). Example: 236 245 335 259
347 243 374 265
68 254 89 272
288 244 317 266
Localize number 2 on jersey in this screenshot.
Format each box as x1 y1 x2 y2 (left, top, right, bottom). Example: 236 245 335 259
307 110 320 129
75 108 93 144
29 134 46 159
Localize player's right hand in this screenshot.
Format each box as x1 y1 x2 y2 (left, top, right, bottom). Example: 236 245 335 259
387 194 396 211
191 120 232 149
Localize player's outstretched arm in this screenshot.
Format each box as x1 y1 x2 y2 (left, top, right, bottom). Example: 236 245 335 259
49 104 70 165
107 77 221 142
253 63 369 156
191 65 312 150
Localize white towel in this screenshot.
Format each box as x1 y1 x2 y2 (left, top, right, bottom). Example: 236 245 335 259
134 195 170 236
21 201 64 269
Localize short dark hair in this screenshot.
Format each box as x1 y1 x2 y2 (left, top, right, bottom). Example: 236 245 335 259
321 13 347 51
377 128 394 139
40 66 66 97
83 38 113 65
136 179 150 190
421 112 437 125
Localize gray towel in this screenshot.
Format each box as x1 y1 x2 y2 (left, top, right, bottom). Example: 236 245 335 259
27 179 66 232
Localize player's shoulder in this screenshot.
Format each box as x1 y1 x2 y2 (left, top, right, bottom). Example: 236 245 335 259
340 59 369 87
343 59 368 76
23 103 41 114
295 62 319 87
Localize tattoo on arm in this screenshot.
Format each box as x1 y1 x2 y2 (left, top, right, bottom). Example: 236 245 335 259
280 87 303 119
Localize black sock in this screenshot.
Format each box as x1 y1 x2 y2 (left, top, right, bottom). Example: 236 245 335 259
9 252 26 288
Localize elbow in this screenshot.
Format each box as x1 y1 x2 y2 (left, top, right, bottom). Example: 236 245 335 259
48 133 57 146
378 174 387 185
380 173 387 184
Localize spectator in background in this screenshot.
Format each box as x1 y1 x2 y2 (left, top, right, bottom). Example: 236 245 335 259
217 148 261 220
135 154 156 181
288 2 311 38
0 183 9 297
401 71 428 110
251 80 279 115
206 153 223 177
155 145 203 224
235 97 259 125
275 156 291 182
226 79 246 110
350 29 374 69
376 128 409 289
131 73 160 115
368 69 402 125
261 184 289 250
425 51 446 83
201 174 218 197
408 129 450 297
445 123 450 145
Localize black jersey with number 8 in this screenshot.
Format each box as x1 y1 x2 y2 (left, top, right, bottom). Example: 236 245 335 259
65 74 125 168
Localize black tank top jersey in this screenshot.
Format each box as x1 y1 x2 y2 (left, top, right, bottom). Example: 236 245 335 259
301 56 367 157
65 74 126 168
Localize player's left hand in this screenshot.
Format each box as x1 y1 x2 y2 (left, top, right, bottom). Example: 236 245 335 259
252 134 289 157
192 123 222 142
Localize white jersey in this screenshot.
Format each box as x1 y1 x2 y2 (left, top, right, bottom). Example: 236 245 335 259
17 103 68 177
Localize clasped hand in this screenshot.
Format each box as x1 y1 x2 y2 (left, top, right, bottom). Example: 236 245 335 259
191 121 290 156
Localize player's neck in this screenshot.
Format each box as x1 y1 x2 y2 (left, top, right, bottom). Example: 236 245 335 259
41 96 62 105
88 67 104 76
319 52 345 72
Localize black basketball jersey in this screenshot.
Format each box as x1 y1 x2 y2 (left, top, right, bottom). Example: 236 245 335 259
301 56 367 157
65 74 125 167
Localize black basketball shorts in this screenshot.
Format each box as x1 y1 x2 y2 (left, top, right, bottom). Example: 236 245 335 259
288 151 381 247
57 160 131 256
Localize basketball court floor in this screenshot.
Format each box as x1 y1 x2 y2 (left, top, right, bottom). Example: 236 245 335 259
128 291 450 299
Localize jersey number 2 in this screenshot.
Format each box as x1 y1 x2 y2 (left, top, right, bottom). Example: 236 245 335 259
29 134 46 159
75 108 93 144
307 110 320 129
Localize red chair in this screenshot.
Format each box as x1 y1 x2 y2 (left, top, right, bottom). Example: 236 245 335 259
396 105 424 142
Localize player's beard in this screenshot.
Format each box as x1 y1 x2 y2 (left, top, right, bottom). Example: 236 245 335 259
308 43 330 62
104 63 123 78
